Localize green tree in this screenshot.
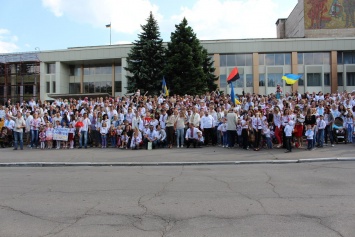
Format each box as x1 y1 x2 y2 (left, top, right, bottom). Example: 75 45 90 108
164 18 218 95
125 12 165 95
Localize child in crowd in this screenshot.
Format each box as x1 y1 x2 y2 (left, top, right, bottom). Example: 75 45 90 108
263 121 273 149
305 124 314 151
109 124 116 148
284 120 294 153
100 122 108 148
116 125 123 148
130 132 141 150
218 118 228 148
68 123 75 149
46 123 54 149
120 131 129 149
39 127 46 150
197 131 204 148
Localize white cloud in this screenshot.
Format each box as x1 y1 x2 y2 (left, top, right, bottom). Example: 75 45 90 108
42 0 162 35
42 0 63 16
170 0 287 40
0 29 19 53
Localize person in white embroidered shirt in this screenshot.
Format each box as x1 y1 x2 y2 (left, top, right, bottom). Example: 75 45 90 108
185 123 200 148
284 120 294 153
130 131 142 150
252 112 263 151
143 125 158 149
79 113 91 149
316 114 326 148
159 110 168 129
200 111 214 146
189 107 200 128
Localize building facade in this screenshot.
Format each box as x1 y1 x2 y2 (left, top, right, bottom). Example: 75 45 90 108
1 0 355 103
35 37 355 102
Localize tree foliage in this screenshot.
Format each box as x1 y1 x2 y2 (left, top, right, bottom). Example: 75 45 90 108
164 18 218 95
125 12 165 95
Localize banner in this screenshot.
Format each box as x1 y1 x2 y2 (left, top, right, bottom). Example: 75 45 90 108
53 128 69 141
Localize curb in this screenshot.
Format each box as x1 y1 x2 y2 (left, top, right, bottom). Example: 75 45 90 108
0 158 354 167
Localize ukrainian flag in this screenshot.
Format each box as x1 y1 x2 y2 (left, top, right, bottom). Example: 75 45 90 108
282 74 302 85
162 77 169 96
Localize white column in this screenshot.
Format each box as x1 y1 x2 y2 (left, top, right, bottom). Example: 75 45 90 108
121 58 128 95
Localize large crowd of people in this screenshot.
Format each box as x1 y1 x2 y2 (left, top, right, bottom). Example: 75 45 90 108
0 88 354 153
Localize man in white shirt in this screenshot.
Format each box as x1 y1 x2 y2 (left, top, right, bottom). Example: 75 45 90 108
200 111 214 146
143 125 158 149
185 123 200 148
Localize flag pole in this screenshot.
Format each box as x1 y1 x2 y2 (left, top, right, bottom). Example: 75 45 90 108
110 22 111 45
230 81 234 106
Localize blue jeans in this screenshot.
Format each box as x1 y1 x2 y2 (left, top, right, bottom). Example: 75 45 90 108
266 137 272 149
79 131 88 148
222 131 228 146
101 135 107 147
110 136 116 147
347 125 353 143
31 130 38 148
14 131 24 149
317 129 324 147
176 128 184 146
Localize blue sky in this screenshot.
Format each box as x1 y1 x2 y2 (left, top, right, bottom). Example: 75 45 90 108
0 0 298 53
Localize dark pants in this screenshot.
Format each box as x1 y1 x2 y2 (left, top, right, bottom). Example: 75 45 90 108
212 126 218 145
307 139 313 150
203 127 212 145
227 130 236 148
254 129 262 148
166 126 175 146
286 136 292 151
242 129 248 149
143 138 157 149
186 138 197 148
325 125 333 144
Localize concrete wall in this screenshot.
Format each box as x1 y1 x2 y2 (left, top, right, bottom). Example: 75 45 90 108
285 0 305 38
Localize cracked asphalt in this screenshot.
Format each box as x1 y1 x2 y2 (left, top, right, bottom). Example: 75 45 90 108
0 162 354 237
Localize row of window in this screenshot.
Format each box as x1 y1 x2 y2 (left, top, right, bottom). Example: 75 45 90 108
220 72 355 87
338 52 355 64
220 52 334 67
46 81 123 94
46 64 123 76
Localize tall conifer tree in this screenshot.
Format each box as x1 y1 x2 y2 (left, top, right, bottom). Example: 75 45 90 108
164 18 218 95
125 12 165 95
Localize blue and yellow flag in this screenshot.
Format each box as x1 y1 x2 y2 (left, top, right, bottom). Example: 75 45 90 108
162 77 169 96
282 74 302 85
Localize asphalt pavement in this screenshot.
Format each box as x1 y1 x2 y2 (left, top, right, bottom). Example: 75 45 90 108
0 163 354 236
0 143 354 165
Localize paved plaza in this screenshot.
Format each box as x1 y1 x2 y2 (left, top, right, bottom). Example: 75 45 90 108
0 143 354 164
0 163 354 237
